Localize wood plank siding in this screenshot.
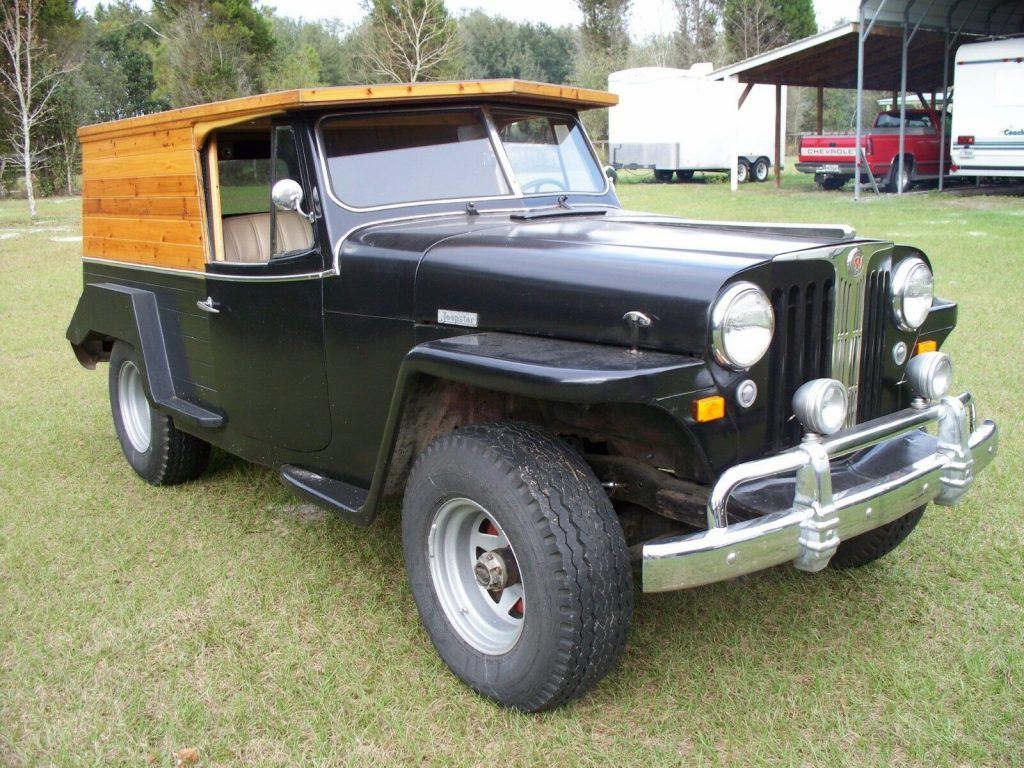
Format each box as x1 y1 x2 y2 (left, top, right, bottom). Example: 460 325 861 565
78 79 619 272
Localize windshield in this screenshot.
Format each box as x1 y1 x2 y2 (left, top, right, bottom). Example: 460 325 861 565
492 109 606 195
319 107 605 209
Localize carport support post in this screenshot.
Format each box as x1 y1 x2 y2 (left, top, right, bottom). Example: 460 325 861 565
816 87 824 134
855 0 892 201
774 83 782 188
897 5 911 196
938 11 953 191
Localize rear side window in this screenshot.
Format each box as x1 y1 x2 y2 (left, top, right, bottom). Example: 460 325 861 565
216 135 272 215
875 112 933 129
320 109 510 208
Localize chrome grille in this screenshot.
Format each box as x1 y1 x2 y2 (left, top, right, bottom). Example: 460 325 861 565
828 245 891 427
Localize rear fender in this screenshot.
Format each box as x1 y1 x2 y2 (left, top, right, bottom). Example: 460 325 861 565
66 282 224 429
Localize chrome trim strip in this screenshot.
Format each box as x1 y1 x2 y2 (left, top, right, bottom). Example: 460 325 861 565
83 257 205 279
642 391 998 592
82 257 335 282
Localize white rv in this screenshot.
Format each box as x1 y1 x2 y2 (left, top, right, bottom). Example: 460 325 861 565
607 66 785 182
950 37 1024 178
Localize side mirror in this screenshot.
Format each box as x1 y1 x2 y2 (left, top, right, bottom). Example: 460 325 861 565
272 178 313 221
604 165 618 184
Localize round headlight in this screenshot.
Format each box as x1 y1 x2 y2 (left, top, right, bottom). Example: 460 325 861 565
711 282 774 369
892 257 934 331
906 351 953 401
792 378 849 435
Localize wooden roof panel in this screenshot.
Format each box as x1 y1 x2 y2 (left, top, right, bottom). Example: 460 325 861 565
78 80 618 140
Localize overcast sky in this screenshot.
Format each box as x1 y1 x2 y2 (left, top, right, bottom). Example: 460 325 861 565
75 0 858 40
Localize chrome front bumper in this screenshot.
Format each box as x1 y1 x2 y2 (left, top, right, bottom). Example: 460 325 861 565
642 393 998 592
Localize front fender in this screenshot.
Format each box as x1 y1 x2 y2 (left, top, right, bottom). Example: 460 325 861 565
357 332 716 523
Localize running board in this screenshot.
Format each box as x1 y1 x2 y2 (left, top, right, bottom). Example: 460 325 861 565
279 465 372 526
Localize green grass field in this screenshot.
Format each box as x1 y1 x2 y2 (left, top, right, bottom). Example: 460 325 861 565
1 175 1022 767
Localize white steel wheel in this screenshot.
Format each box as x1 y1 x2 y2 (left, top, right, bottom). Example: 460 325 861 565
117 360 152 453
754 157 770 182
737 160 750 183
428 497 525 655
402 422 633 711
107 341 211 486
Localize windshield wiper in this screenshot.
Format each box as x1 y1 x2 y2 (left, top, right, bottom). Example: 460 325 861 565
510 199 608 221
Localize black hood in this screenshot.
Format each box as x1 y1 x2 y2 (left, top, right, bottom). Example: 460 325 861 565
343 209 860 355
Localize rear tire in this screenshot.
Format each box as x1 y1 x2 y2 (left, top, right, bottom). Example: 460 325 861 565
887 157 913 193
817 175 849 191
402 422 633 712
736 160 750 183
676 170 694 181
653 169 674 183
753 157 770 182
108 341 211 485
830 506 925 568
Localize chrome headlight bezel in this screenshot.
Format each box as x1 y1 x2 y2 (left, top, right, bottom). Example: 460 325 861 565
891 256 934 331
711 282 775 370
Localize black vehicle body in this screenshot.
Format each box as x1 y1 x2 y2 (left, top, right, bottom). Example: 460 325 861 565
67 85 1001 710
68 100 959 550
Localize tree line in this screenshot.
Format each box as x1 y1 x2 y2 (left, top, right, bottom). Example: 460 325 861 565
3 0 836 215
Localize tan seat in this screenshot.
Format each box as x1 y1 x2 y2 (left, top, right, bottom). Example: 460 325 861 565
222 211 313 263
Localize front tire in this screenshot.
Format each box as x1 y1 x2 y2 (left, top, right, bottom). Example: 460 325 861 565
830 506 925 568
736 159 750 183
402 422 633 712
108 341 211 485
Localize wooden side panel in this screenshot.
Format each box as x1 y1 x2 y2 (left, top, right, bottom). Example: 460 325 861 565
81 127 207 272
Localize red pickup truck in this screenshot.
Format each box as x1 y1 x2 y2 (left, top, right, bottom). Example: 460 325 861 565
796 109 949 192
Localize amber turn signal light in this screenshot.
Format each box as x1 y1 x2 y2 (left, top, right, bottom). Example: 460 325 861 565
693 395 726 423
915 339 937 356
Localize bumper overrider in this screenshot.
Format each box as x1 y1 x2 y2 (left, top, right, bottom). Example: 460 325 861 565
642 392 998 592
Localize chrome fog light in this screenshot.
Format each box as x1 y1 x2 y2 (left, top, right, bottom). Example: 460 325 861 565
906 351 953 401
792 378 849 435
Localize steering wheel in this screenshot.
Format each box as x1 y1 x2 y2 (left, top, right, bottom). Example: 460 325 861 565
521 177 567 194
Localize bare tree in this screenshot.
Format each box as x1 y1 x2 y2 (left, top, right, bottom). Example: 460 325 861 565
673 0 724 65
723 0 787 61
0 0 72 216
361 0 460 83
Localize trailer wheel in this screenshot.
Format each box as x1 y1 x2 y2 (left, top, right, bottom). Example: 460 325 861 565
753 157 770 182
675 170 694 182
653 169 674 183
736 160 750 183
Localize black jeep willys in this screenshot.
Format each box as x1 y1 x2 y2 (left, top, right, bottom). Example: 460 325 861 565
67 80 997 711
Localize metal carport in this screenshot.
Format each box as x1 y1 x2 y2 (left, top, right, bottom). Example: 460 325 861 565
712 0 1024 199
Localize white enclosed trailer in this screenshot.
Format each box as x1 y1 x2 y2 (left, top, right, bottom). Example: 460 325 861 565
950 38 1024 178
607 66 786 182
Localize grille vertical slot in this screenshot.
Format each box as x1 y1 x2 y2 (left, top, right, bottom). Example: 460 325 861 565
765 279 833 452
856 269 891 421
